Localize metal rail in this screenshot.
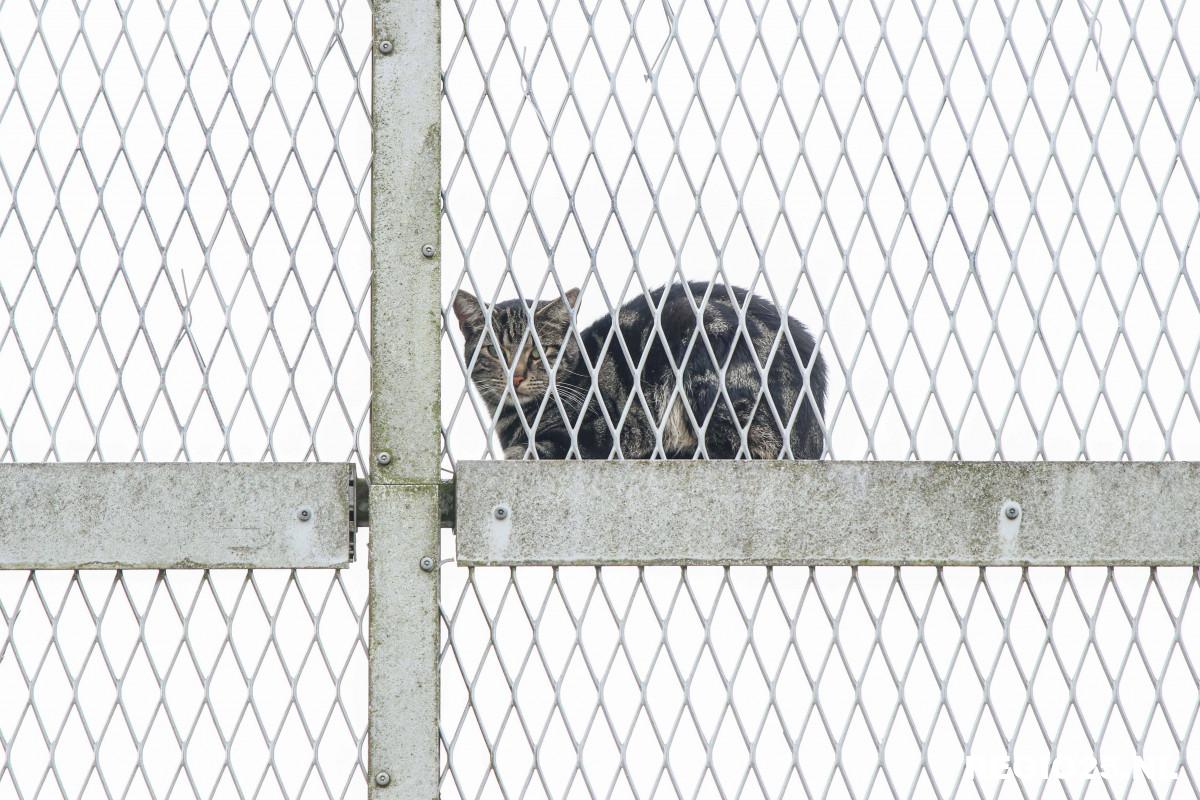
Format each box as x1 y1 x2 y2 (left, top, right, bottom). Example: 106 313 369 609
456 461 1200 566
0 463 355 569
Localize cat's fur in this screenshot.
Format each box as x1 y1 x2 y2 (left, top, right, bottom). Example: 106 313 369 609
453 282 826 459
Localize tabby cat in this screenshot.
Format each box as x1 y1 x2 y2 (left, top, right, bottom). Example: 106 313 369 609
452 282 827 459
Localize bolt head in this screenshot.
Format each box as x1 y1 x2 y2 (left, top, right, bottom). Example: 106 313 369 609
1004 504 1020 520
420 555 436 572
493 505 509 521
422 244 436 258
378 39 393 54
297 507 312 522
376 451 391 466
374 770 392 787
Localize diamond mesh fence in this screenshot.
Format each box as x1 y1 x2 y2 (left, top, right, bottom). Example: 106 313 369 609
436 0 1200 791
0 558 370 798
4 0 1200 791
0 0 373 466
440 561 1200 799
10 558 1198 798
440 0 1200 465
0 0 373 793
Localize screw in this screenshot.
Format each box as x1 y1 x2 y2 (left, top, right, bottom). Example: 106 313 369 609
374 771 392 787
1004 504 1020 520
297 507 312 522
419 555 436 572
422 244 435 258
493 505 509 521
378 39 393 54
376 451 391 466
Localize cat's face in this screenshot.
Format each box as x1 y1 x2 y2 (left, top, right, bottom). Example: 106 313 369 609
452 289 580 407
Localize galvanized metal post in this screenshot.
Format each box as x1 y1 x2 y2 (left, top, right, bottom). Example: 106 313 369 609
371 0 441 484
368 484 440 799
369 0 441 793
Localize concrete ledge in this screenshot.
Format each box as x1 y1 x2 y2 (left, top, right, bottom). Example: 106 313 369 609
455 461 1200 566
0 463 356 569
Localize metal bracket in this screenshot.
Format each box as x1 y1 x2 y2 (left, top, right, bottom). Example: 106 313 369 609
355 478 456 531
439 479 456 529
349 471 360 561
356 476 371 527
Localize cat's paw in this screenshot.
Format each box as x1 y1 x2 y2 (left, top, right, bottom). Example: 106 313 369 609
503 446 528 460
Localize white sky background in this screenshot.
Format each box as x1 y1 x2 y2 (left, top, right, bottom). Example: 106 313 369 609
440 0 1200 465
0 0 373 793
434 8 1200 790
0 0 373 465
0 0 1195 466
0 0 1199 796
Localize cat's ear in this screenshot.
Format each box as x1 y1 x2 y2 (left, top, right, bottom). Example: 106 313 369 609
536 289 580 327
452 290 484 337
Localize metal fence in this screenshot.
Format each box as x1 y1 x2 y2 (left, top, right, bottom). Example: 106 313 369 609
0 0 372 466
440 563 1200 798
0 0 373 793
440 0 1200 464
0 563 369 797
435 0 1200 792
2 0 1199 794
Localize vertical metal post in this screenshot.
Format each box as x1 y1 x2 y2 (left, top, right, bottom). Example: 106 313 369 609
368 485 440 799
371 0 441 483
369 0 441 793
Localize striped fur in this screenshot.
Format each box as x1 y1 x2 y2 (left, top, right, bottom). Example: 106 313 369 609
453 282 827 459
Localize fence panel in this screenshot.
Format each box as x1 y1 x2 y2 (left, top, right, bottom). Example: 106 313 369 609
438 0 1200 795
0 0 373 466
440 562 1200 798
0 0 374 793
0 560 370 798
4 0 1200 791
440 0 1200 465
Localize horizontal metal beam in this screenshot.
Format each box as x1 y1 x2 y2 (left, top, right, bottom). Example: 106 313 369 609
0 463 356 569
455 461 1200 566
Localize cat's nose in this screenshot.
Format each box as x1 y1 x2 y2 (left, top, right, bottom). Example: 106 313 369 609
512 374 526 388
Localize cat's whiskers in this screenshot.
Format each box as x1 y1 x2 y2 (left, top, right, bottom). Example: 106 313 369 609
551 385 589 410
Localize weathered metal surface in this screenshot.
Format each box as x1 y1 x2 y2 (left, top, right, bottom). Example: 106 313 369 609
370 0 442 484
368 0 442 793
439 478 455 528
368 484 439 800
356 478 371 526
456 461 1200 566
0 463 355 569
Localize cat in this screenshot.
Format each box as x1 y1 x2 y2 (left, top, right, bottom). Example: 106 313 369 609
452 281 827 459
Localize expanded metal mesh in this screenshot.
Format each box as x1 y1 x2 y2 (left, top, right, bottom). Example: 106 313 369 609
6 0 1200 793
439 0 1200 790
0 555 370 798
0 0 374 793
0 0 373 466
441 563 1200 799
437 0 1200 785
440 0 1200 464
